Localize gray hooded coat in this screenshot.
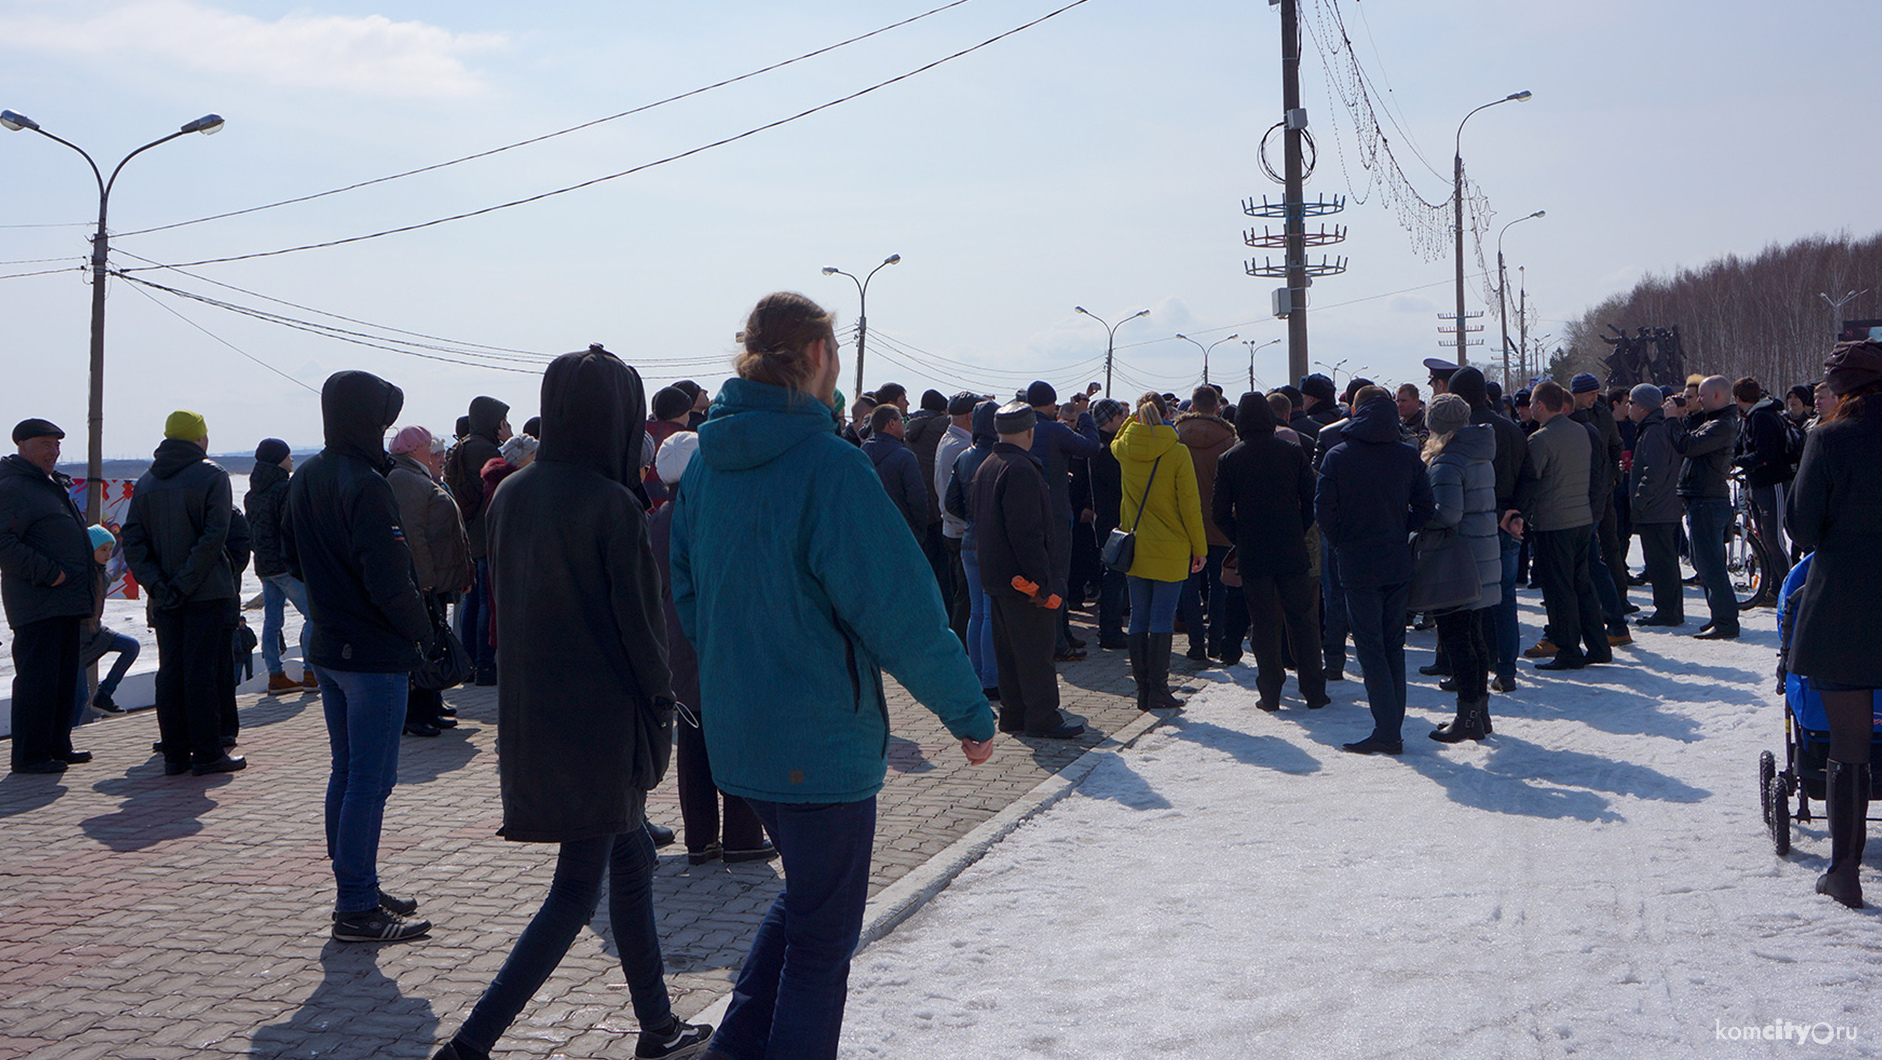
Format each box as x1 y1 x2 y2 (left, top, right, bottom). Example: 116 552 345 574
1426 424 1502 610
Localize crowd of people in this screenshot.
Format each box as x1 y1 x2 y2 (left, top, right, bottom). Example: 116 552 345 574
3 308 1879 1055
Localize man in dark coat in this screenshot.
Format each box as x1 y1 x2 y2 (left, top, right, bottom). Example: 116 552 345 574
1213 395 1328 711
1025 380 1103 659
1524 382 1612 671
903 388 953 592
446 394 510 683
1627 384 1684 625
1731 376 1794 588
1315 393 1433 754
282 371 434 943
1290 372 1342 443
0 419 95 773
1572 372 1630 612
435 346 710 1059
245 438 314 694
1310 384 1389 681
861 405 927 539
1087 398 1129 650
121 410 244 777
1666 375 1742 639
974 402 1080 738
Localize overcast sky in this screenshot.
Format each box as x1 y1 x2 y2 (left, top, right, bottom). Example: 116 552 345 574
5 0 1880 458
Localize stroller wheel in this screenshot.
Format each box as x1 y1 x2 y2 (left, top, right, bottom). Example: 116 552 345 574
1760 750 1791 856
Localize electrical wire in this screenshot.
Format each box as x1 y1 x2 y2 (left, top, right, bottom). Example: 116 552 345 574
121 0 1095 273
0 265 82 281
1111 273 1490 352
0 256 83 267
113 0 979 240
121 276 321 394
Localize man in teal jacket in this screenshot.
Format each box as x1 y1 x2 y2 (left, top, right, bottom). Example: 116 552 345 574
670 292 994 1060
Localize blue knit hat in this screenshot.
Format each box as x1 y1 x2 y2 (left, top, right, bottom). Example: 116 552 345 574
1570 372 1602 394
88 524 115 551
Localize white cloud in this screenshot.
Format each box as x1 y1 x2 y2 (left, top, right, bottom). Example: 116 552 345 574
2 1 506 98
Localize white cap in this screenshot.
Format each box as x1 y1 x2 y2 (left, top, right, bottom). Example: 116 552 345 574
655 430 701 485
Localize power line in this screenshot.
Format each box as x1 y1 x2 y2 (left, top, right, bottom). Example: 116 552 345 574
0 265 82 281
113 0 978 240
121 277 320 394
121 0 1095 273
0 255 82 267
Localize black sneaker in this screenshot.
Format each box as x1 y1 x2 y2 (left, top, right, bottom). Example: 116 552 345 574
635 1018 712 1059
378 889 419 916
93 692 124 713
723 842 779 864
332 907 431 944
687 842 722 866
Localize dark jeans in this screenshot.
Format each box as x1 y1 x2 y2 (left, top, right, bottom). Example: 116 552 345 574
990 594 1062 732
1178 544 1231 653
1345 581 1410 742
10 615 79 770
1637 522 1684 622
454 829 671 1055
943 536 969 644
1750 483 1791 586
152 599 232 767
1096 566 1128 640
319 669 406 914
1494 529 1520 680
1321 544 1351 676
1533 526 1607 664
1585 529 1625 633
677 715 764 854
1242 570 1325 705
1684 498 1739 632
712 797 876 1060
1437 608 1488 701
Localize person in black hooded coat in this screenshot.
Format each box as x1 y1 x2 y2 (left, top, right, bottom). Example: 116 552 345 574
281 371 435 943
1212 393 1328 710
436 345 709 1060
447 395 510 683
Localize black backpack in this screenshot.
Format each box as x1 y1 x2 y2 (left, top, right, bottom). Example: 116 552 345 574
1782 415 1808 478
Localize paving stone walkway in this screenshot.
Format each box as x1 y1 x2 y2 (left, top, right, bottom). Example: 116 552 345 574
0 613 1179 1059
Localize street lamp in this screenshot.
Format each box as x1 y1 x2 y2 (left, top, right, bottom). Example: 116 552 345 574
1451 90 1531 366
1174 333 1239 387
821 254 900 399
1244 338 1282 392
2 108 224 522
1497 209 1545 389
1075 306 1149 397
1820 289 1870 340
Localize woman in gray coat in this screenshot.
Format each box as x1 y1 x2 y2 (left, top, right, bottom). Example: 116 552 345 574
1423 394 1501 743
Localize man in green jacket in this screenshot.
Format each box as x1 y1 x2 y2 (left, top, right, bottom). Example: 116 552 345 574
671 292 994 1060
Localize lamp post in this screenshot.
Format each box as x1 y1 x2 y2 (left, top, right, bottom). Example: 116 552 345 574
1451 90 1531 367
2 109 224 522
1174 332 1239 388
821 254 900 398
1820 289 1870 340
1245 338 1281 392
1075 306 1149 397
1496 209 1545 390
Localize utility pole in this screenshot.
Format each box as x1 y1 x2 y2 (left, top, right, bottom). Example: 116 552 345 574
1518 266 1528 380
821 254 900 398
1280 0 1309 384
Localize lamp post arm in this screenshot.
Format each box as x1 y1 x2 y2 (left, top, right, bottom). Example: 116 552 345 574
102 128 194 208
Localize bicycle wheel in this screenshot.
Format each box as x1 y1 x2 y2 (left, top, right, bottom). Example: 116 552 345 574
1728 521 1766 608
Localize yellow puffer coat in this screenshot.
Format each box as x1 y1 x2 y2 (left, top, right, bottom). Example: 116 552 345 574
1112 419 1208 583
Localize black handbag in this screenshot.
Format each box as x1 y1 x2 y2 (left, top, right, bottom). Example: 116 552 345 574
630 698 677 791
1407 528 1482 613
412 596 474 691
1100 456 1161 573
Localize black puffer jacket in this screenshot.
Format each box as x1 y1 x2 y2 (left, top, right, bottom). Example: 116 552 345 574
1314 395 1434 590
281 371 431 673
1213 394 1315 578
0 454 95 628
448 395 508 559
244 459 291 578
1733 396 1792 489
487 346 674 843
121 440 236 610
1668 404 1740 501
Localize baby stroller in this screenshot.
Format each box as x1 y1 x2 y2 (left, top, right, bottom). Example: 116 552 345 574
1760 553 1882 855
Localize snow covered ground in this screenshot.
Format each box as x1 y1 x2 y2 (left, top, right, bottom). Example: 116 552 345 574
840 590 1881 1058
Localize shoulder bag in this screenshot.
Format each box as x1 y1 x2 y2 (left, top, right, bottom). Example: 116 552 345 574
1100 456 1161 574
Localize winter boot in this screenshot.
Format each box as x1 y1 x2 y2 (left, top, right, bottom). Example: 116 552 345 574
1816 759 1869 909
1147 633 1184 710
1127 632 1152 711
1429 695 1488 743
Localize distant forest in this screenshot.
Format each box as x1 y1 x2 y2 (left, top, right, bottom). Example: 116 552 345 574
1557 231 1882 391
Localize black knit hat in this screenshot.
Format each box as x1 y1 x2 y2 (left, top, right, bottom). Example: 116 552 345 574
920 389 948 413
1025 380 1057 407
254 438 290 465
652 386 692 422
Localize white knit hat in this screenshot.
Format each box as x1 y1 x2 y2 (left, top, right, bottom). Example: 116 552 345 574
655 430 700 485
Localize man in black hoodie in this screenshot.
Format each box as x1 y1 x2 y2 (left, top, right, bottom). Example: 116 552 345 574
245 437 314 694
122 410 245 778
446 395 510 684
282 372 434 944
0 419 95 773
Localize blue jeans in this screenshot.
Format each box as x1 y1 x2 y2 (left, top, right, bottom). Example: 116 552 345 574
457 559 493 673
1126 576 1185 635
318 669 407 915
1585 531 1623 632
1684 498 1740 632
1321 545 1351 675
260 573 311 676
454 829 671 1055
712 797 876 1060
1495 529 1520 680
1345 581 1411 743
960 548 998 688
1178 545 1231 652
72 632 139 725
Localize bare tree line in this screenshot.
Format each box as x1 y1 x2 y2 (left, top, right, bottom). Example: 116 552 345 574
1556 230 1882 390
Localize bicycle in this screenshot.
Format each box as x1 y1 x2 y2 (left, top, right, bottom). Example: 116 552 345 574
1727 472 1777 608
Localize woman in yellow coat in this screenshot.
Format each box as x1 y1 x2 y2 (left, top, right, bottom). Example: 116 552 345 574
1112 393 1208 709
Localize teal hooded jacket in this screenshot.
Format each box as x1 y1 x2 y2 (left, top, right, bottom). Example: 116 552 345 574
670 377 996 803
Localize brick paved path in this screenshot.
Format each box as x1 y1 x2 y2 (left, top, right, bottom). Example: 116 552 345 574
0 614 1182 1059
